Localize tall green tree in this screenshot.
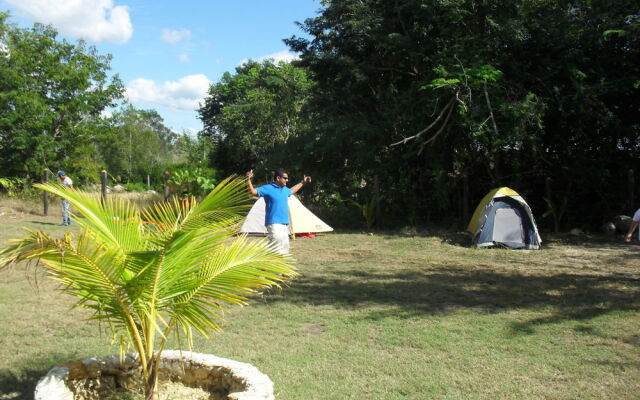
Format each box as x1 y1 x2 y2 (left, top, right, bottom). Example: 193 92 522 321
0 12 123 179
98 105 180 185
286 0 640 228
198 59 314 178
174 131 214 170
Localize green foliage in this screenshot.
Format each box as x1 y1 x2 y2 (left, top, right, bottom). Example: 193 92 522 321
0 176 298 398
198 59 314 176
425 64 503 90
97 105 184 186
0 177 25 196
282 0 640 230
124 181 150 192
0 13 124 180
542 195 569 234
2 2 639 230
424 77 461 89
172 132 213 171
347 195 381 231
168 167 218 197
0 13 198 189
0 176 41 200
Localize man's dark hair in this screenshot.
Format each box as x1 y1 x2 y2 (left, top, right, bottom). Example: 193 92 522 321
274 168 288 178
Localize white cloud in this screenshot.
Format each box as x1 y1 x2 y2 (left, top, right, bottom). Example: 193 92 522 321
259 50 299 63
161 28 191 44
179 53 190 63
239 50 299 66
5 0 133 44
100 109 113 119
125 74 211 112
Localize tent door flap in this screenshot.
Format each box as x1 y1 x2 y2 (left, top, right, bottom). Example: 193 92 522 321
492 208 524 244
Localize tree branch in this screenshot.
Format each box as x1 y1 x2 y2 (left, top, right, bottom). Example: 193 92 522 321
390 96 456 147
484 80 499 138
417 97 456 154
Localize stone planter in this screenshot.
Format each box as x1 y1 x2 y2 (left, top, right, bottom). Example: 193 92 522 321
34 350 275 400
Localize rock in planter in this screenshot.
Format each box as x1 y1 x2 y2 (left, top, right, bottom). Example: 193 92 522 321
34 350 274 400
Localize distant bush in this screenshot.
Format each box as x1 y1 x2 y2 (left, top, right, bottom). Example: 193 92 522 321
168 167 218 197
0 178 24 196
124 181 150 192
0 178 41 200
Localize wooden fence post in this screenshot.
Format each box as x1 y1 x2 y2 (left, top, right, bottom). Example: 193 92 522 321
42 169 49 216
164 172 171 202
100 170 108 204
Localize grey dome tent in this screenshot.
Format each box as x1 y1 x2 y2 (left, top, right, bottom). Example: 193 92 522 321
467 187 542 249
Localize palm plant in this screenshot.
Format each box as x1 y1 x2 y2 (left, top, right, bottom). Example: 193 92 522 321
0 176 298 400
348 195 381 231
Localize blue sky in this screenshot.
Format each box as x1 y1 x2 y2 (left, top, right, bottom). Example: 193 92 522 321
1 0 320 134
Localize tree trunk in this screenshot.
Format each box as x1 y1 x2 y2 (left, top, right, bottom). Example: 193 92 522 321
144 362 159 400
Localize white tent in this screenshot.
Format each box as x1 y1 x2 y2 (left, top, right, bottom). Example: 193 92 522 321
240 196 333 235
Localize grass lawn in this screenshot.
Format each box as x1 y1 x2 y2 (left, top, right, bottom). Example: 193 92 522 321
0 208 638 399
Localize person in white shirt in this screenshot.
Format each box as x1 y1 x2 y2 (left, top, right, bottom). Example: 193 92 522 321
625 208 640 243
57 171 73 226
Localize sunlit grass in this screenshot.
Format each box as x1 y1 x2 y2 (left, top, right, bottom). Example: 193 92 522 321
0 190 164 220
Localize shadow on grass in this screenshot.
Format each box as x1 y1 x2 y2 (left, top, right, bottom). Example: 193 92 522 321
0 369 45 400
27 221 59 226
373 227 639 249
267 265 640 335
0 353 81 400
365 228 472 247
539 232 637 248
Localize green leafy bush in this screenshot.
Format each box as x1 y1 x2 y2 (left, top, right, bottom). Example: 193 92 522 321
168 167 218 197
0 177 25 196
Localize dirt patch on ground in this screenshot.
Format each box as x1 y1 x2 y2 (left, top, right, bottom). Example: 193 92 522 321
300 322 325 335
0 202 58 221
0 206 32 221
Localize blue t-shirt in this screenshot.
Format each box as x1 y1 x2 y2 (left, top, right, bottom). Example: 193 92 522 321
256 183 292 225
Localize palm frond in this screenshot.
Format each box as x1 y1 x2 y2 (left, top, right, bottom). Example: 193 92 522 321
163 235 298 337
2 176 298 398
142 176 251 237
34 183 144 253
184 176 252 230
0 229 60 266
0 229 137 330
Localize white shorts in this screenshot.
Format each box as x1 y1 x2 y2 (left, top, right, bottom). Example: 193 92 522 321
266 224 290 254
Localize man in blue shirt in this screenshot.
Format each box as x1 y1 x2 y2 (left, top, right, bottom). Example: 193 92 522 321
246 168 312 254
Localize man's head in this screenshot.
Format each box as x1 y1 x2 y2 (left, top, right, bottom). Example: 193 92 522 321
274 168 289 187
57 171 66 179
